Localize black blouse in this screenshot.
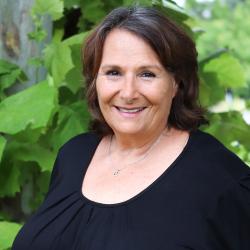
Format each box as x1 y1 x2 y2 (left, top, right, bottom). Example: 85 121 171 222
12 130 250 250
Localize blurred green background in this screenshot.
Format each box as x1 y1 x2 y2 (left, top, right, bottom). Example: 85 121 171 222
0 0 249 249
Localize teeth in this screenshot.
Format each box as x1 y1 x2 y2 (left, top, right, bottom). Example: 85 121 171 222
118 107 144 113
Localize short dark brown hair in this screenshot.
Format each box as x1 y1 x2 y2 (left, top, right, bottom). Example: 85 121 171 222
82 6 208 136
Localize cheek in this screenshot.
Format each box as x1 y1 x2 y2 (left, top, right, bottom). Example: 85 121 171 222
149 84 174 105
96 86 118 120
96 82 110 105
96 80 118 103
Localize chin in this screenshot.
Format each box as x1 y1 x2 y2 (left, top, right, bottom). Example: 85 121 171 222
111 125 145 136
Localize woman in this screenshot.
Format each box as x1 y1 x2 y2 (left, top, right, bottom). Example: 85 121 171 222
12 6 250 250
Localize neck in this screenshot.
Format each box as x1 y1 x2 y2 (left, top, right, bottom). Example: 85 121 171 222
111 127 171 156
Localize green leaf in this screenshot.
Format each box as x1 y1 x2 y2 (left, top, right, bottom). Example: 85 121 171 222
64 44 83 94
199 78 212 107
28 28 47 42
0 161 21 197
205 111 250 151
32 0 64 21
50 101 90 150
0 60 28 90
155 0 190 22
64 0 80 9
0 60 20 74
199 48 229 66
0 80 57 134
0 135 6 163
63 32 89 47
80 0 106 23
199 72 225 106
153 0 192 31
0 69 22 90
13 127 45 144
231 142 250 167
65 68 83 94
10 142 56 172
44 43 74 86
52 29 64 43
203 53 246 88
0 221 22 250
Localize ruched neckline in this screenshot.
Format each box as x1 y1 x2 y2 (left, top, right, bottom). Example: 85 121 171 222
79 130 195 208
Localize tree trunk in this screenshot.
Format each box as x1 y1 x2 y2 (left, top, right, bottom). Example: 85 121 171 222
0 0 52 92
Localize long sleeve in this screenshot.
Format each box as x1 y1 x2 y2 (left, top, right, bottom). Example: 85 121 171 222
207 171 250 250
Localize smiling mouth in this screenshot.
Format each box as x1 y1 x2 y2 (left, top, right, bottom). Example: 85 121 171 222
115 106 146 113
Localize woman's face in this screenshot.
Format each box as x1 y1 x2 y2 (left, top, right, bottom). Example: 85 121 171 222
96 29 177 137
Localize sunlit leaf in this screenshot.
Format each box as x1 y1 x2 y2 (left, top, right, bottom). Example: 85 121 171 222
204 111 250 151
203 52 246 88
0 81 57 134
154 0 193 37
63 32 88 47
32 0 64 20
0 221 22 250
44 43 74 86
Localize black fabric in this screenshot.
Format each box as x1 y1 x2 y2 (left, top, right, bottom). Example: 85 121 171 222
12 130 250 250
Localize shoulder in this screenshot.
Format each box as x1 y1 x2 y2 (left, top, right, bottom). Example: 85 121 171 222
190 129 249 181
186 131 250 224
58 132 101 156
49 132 101 185
53 132 102 172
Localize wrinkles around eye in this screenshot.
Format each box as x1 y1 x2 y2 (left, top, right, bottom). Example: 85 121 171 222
140 72 156 78
98 71 158 81
106 70 120 76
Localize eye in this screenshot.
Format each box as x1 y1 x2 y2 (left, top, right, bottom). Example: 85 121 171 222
106 70 120 76
140 71 156 78
105 70 121 80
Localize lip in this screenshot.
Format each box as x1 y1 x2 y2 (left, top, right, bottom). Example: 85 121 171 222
113 106 147 118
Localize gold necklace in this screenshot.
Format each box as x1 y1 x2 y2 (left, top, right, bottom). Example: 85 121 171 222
109 129 168 176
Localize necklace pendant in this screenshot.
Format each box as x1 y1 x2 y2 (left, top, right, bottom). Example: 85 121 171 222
113 169 120 176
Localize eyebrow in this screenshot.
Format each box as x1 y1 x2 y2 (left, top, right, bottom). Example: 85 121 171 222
100 64 163 71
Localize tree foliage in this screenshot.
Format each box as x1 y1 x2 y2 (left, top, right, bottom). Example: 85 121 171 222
186 0 250 98
0 0 249 249
184 0 250 165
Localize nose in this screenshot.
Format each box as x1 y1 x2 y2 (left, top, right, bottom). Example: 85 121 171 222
120 74 138 101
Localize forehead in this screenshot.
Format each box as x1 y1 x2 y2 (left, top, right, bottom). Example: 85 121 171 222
100 29 161 66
